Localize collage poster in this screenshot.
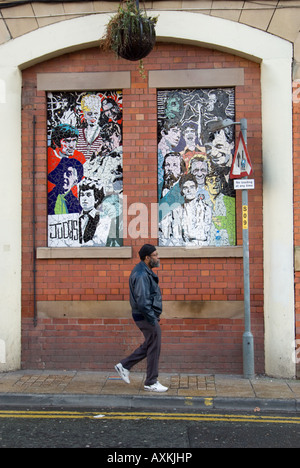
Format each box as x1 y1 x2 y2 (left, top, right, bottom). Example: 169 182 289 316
158 88 236 247
47 91 123 247
47 88 236 249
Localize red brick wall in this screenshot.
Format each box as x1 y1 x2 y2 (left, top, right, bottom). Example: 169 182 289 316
21 43 264 374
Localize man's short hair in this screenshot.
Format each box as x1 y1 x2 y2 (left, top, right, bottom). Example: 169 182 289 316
179 174 198 194
79 178 104 208
51 124 79 149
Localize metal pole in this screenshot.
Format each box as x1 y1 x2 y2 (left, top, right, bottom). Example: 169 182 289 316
240 118 255 378
32 115 37 327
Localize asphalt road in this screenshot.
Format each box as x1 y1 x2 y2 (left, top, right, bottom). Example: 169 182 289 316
0 408 299 449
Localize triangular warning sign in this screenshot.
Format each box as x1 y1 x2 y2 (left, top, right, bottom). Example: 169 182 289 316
230 132 253 179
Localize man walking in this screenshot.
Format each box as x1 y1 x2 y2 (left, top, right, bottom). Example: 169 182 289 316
115 244 168 392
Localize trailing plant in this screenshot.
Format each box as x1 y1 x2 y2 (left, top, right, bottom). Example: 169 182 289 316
100 0 158 76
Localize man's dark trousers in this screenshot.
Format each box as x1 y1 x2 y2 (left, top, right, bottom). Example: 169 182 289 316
121 320 161 386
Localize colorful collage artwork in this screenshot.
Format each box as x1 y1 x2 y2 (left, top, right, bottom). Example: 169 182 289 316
158 88 236 247
47 88 236 248
47 91 123 247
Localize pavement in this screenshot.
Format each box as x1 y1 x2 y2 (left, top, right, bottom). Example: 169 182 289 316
0 370 300 412
1 369 300 413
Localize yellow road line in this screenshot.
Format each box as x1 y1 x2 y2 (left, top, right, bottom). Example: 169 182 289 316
0 410 299 424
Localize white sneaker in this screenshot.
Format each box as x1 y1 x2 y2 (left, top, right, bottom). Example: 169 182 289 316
144 381 168 393
114 363 130 384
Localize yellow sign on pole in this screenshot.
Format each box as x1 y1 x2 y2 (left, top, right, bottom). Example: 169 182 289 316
242 205 248 230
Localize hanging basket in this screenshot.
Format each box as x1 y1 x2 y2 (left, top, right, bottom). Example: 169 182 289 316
100 0 158 62
117 15 156 61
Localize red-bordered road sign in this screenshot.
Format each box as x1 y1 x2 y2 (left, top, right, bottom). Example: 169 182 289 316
230 131 253 179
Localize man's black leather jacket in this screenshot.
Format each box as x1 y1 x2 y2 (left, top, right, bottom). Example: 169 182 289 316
129 261 162 326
